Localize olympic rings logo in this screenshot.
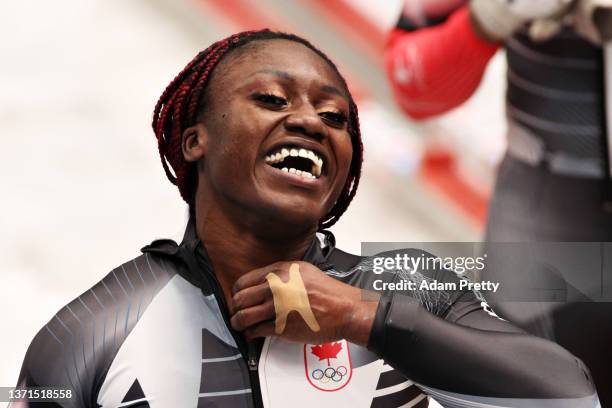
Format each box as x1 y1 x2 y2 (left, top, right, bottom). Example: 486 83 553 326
311 366 348 383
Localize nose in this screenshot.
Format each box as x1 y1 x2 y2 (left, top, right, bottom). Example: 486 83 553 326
283 105 328 141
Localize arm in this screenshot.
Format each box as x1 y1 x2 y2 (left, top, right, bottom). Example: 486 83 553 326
385 4 499 119
357 246 599 405
358 249 598 404
367 294 599 405
230 258 600 406
11 324 81 408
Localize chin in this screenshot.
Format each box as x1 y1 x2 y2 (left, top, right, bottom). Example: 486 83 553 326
259 201 323 234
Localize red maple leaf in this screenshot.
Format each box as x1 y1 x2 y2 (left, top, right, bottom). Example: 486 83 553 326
311 342 342 366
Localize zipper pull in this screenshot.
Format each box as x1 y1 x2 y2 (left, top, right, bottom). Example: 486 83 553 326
247 341 259 371
248 356 258 371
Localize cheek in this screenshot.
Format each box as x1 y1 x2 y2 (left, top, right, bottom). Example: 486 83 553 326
206 108 271 181
211 113 259 163
326 134 354 204
335 135 354 180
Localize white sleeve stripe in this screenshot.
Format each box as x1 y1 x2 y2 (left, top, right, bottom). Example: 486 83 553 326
116 397 149 407
417 384 601 408
398 393 428 408
199 389 252 397
374 380 413 397
201 353 242 363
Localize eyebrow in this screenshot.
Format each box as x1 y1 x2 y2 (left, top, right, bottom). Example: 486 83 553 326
250 69 348 100
252 69 292 79
320 85 346 98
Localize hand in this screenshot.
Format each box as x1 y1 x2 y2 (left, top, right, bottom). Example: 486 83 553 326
230 261 378 345
470 0 574 42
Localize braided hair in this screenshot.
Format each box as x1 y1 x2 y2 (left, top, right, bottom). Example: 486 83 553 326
152 29 363 229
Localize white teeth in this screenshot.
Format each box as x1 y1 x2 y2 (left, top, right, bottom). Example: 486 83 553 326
266 146 324 178
315 158 323 177
285 168 315 179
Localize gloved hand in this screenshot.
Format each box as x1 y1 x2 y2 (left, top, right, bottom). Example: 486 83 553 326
470 0 574 42
573 0 612 45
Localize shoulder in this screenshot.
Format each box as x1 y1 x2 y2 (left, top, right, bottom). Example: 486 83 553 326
16 248 179 406
328 246 483 317
326 246 442 279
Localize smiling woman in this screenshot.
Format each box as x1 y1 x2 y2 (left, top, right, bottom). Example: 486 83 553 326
12 30 600 408
152 30 362 232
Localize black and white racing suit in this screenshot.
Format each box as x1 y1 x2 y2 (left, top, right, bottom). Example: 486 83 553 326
13 221 599 407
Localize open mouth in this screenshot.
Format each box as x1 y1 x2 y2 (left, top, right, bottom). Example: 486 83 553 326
265 146 324 179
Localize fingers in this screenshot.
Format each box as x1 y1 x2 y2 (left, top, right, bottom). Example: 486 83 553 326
232 282 272 313
244 321 276 341
232 262 286 295
230 299 275 332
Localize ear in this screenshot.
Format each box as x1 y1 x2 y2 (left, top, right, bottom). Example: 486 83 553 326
182 123 208 163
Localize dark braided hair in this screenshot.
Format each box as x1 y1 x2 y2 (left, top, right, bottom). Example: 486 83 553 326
152 29 363 229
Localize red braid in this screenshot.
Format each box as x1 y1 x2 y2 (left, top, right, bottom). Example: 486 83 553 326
152 30 363 229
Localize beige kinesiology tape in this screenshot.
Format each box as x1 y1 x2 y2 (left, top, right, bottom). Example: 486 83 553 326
266 263 321 334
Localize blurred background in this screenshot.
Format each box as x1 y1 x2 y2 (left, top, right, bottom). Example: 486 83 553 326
0 0 506 392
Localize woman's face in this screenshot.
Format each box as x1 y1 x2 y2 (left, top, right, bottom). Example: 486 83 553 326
194 39 354 232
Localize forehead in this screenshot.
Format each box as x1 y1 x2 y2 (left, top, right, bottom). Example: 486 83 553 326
212 39 345 91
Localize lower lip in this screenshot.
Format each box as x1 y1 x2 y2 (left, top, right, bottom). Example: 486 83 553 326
266 164 322 188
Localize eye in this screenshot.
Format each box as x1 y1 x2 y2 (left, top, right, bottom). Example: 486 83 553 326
319 110 348 127
253 92 288 108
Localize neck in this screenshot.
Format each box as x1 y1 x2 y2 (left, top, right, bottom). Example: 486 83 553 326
194 204 316 307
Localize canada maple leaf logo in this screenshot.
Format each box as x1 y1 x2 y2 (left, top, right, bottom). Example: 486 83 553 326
311 342 342 366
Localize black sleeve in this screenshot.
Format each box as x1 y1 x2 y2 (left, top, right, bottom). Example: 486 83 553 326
12 321 85 408
366 279 600 406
